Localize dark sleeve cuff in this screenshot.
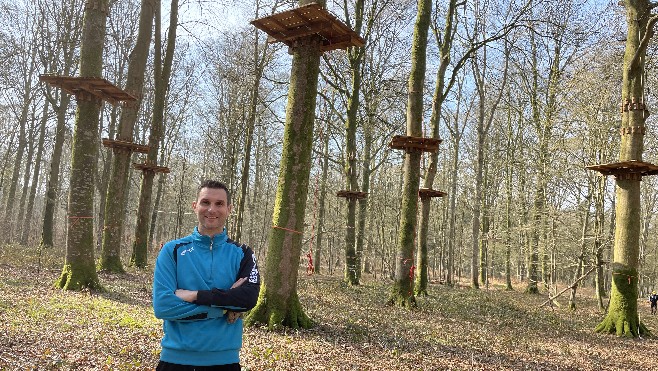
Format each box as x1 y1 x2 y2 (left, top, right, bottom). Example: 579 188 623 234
195 289 221 306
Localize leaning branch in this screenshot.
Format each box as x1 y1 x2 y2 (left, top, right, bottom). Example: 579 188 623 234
629 13 658 71
539 266 597 308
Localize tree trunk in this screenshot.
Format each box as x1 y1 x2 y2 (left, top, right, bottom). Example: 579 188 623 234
56 0 109 291
388 0 431 308
40 1 83 249
503 101 515 291
417 0 458 293
356 120 373 280
16 108 38 243
41 92 72 249
100 0 155 272
526 29 541 294
245 0 325 330
235 26 270 242
131 0 177 268
96 103 117 251
594 175 608 311
3 52 35 242
569 190 592 310
314 131 330 274
595 0 653 337
342 0 365 286
445 90 465 286
21 101 49 246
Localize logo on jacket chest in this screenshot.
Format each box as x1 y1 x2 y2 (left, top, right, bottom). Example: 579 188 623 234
180 246 194 256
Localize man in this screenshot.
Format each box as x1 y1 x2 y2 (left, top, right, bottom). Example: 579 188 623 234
649 291 658 315
153 180 260 370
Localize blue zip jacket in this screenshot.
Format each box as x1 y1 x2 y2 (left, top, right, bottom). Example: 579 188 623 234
152 227 260 366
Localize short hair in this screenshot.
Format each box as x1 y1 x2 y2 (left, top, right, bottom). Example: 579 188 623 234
197 180 231 205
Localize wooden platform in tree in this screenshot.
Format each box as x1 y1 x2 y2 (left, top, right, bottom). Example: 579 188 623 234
418 188 447 198
39 75 136 105
336 190 368 199
389 135 442 153
251 3 365 52
102 138 150 154
133 161 170 174
586 160 658 178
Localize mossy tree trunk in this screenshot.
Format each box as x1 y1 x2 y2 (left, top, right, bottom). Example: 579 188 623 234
132 0 178 268
355 117 372 278
41 94 70 249
99 0 155 272
56 0 110 291
40 0 84 250
415 0 457 295
245 0 324 330
596 0 656 337
387 0 431 308
341 0 365 286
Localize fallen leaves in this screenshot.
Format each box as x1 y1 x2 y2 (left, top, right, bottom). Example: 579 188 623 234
0 245 656 370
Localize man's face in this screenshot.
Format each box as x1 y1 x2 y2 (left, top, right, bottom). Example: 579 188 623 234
193 187 232 236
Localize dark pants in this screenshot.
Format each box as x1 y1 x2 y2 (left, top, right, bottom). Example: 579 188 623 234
156 361 241 371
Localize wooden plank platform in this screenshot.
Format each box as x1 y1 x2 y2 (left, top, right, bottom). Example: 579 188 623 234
389 135 442 153
586 160 658 177
251 3 365 52
336 190 368 199
102 138 150 154
418 188 447 198
39 75 136 105
133 161 170 174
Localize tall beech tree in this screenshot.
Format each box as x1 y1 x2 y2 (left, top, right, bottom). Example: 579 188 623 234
56 0 110 290
131 0 178 268
595 0 656 337
387 0 431 308
99 0 155 272
246 0 327 329
40 0 84 249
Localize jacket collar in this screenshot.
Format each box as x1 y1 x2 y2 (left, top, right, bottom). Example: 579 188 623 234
192 226 228 247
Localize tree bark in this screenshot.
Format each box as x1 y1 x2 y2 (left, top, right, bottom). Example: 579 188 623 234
341 0 366 286
416 0 456 294
314 130 330 274
595 0 654 337
245 0 325 330
21 101 49 246
131 0 177 268
388 0 431 308
99 0 155 272
40 1 83 249
235 23 270 242
56 0 110 291
3 46 36 242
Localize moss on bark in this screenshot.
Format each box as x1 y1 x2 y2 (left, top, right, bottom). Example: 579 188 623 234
245 284 313 330
56 262 101 291
246 0 326 329
595 267 651 337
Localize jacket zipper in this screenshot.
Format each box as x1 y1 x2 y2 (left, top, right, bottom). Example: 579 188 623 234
209 238 214 280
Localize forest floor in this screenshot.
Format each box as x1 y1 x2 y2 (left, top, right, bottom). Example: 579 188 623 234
1 245 656 370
